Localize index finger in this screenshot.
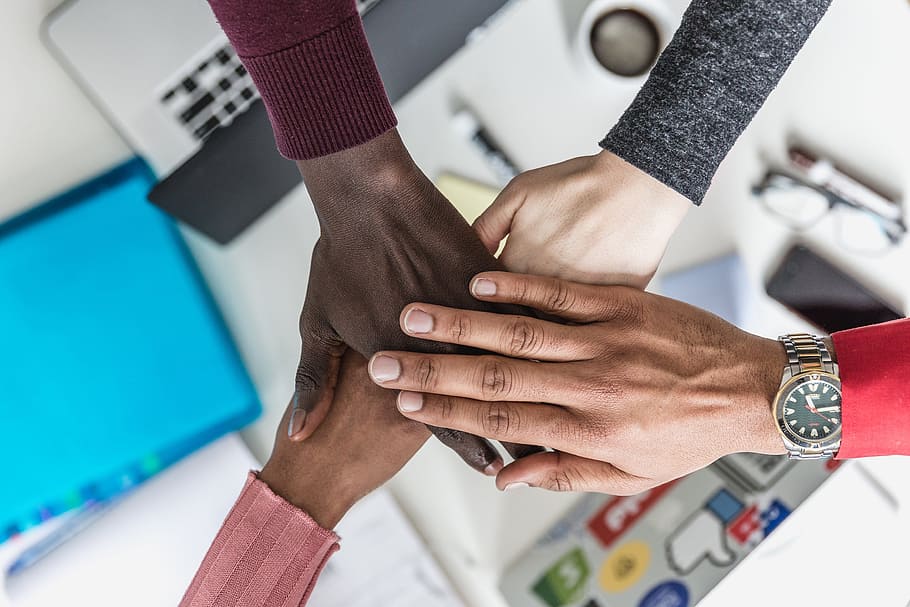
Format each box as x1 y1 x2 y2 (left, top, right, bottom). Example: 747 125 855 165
469 272 642 324
399 304 593 361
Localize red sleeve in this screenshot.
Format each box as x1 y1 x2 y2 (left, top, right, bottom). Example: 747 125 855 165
833 318 910 458
181 472 339 607
205 0 397 160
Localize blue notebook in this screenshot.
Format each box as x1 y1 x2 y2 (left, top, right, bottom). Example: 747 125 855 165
0 159 260 542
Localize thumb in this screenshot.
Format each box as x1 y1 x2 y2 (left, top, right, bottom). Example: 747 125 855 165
496 451 653 496
290 310 345 441
472 181 525 254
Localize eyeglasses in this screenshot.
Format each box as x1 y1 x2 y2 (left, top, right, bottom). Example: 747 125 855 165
752 172 906 255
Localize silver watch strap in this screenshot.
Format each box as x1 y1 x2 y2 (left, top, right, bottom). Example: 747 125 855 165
778 333 839 459
779 333 836 376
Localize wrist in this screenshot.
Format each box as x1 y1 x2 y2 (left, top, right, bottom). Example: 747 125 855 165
732 336 789 455
592 150 690 275
259 458 357 529
594 150 691 223
297 129 423 217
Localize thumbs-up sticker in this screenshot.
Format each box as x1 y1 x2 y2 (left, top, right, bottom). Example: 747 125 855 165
666 510 736 575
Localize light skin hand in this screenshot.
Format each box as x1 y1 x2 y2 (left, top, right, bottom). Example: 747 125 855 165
473 151 691 288
368 272 787 495
260 351 429 529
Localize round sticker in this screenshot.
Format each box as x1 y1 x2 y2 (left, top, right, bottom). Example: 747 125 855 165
598 540 650 592
638 580 689 607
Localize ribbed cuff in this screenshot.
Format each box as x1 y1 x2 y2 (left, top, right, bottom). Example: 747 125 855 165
600 0 831 205
180 472 340 607
240 14 398 160
833 318 910 459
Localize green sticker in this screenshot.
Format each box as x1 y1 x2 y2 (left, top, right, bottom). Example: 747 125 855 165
141 454 162 475
532 547 590 607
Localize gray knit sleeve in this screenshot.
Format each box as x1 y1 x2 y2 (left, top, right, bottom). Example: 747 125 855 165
600 0 832 204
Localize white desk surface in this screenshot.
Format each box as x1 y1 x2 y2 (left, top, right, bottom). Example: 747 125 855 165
3 1 910 606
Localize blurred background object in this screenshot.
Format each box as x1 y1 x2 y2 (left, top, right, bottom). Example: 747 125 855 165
753 147 906 256
0 158 259 559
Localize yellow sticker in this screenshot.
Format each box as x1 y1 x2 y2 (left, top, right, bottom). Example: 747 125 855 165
598 540 651 593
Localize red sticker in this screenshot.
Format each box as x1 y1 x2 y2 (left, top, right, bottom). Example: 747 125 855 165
587 481 677 548
825 459 843 473
727 505 761 545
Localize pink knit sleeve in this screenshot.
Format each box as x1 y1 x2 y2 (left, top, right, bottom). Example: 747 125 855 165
181 472 340 607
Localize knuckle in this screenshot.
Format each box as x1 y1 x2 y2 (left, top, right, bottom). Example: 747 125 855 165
541 452 576 492
551 470 575 492
479 402 520 437
294 367 319 391
448 313 472 343
414 357 439 391
476 357 518 400
510 276 531 304
542 280 575 312
438 395 457 422
608 289 645 324
502 319 542 357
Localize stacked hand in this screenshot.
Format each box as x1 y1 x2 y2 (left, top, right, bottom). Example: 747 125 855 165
290 129 539 473
260 351 429 528
369 272 787 494
473 150 691 288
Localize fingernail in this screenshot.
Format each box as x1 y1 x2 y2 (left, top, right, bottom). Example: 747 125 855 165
287 408 307 438
403 309 434 334
503 482 530 492
398 391 424 412
484 459 504 476
472 278 497 297
370 355 401 382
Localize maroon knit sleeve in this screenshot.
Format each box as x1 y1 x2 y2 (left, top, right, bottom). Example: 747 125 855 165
206 0 397 160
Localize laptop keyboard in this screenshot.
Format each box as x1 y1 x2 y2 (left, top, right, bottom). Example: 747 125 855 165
158 38 259 141
158 1 382 141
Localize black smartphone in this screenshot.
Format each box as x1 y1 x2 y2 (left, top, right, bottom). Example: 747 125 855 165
766 244 903 333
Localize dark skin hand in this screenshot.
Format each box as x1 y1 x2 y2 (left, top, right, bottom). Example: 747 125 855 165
290 129 540 473
261 351 429 529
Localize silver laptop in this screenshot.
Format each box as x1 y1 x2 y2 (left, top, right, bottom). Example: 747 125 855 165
43 0 383 177
43 0 512 243
42 0 382 243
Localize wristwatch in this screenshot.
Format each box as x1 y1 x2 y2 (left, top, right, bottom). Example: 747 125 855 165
772 333 842 459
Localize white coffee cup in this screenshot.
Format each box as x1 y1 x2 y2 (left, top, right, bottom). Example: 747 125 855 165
575 0 679 87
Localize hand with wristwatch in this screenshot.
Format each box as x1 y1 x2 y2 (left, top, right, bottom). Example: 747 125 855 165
370 272 849 494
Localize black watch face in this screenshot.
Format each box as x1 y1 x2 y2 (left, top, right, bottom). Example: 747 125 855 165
779 374 842 444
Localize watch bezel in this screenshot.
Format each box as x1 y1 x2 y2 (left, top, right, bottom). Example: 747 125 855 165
775 371 843 450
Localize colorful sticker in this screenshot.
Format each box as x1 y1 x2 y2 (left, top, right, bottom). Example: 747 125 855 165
727 505 762 545
532 547 590 607
705 488 744 524
760 499 792 536
666 509 735 574
598 540 651 592
638 580 689 607
587 481 677 548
